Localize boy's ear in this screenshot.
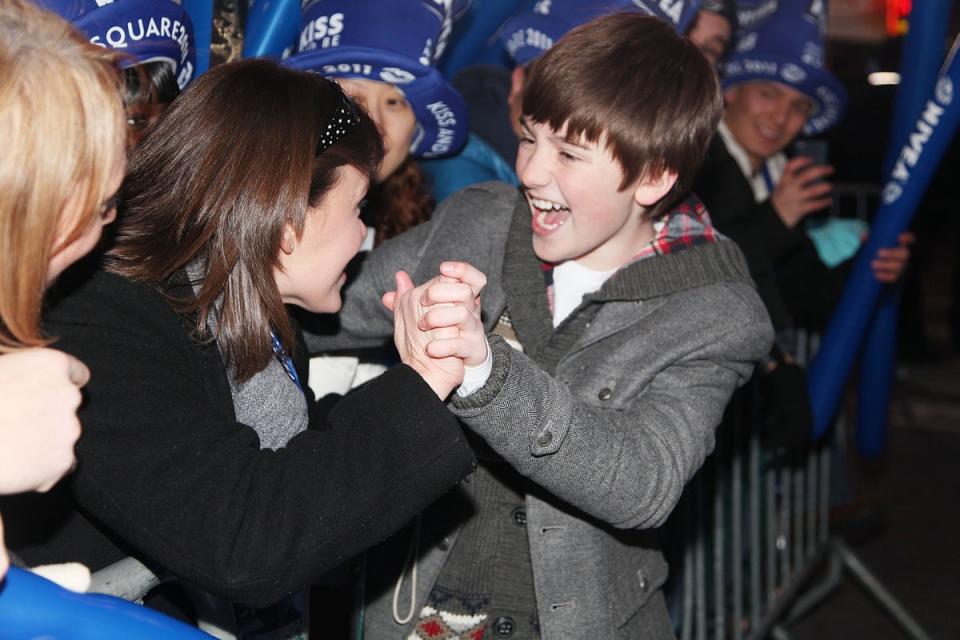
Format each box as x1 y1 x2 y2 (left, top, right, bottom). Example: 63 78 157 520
508 65 526 108
633 169 678 207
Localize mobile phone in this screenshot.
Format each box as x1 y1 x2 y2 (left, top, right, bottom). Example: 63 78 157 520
793 139 829 166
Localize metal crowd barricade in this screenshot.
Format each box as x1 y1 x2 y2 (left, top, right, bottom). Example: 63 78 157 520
670 185 933 640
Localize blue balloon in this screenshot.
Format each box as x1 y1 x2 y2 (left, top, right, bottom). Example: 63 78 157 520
808 30 960 437
0 567 213 639
243 0 301 59
853 1 952 456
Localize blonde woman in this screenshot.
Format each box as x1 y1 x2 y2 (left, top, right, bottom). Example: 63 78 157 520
0 0 125 578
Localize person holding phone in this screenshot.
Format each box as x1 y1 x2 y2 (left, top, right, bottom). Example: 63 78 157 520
692 0 912 452
694 0 911 334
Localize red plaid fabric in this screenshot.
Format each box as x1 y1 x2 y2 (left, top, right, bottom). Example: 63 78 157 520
541 194 718 312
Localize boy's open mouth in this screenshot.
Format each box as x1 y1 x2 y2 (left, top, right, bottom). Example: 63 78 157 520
529 196 571 233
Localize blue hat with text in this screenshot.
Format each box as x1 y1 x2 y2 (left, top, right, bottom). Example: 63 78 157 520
284 0 468 159
35 0 196 89
722 0 846 134
500 0 701 66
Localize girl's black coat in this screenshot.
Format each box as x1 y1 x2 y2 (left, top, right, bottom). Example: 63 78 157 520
3 267 474 607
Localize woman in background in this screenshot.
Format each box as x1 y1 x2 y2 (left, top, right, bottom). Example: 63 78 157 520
286 0 471 396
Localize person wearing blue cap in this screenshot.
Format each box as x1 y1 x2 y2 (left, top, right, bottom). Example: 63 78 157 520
34 0 196 145
696 0 912 330
421 0 703 202
285 0 470 243
306 12 771 639
692 0 910 450
285 0 479 401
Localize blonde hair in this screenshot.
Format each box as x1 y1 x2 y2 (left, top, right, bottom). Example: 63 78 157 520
0 0 125 350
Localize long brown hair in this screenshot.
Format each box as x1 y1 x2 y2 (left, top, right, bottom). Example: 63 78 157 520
0 0 125 351
109 59 383 381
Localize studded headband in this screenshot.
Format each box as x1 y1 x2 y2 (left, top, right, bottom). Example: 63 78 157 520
316 81 361 155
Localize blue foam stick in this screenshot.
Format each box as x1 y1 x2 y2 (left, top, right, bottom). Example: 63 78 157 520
182 0 212 75
808 32 960 437
857 289 901 456
856 2 951 456
243 0 301 59
0 567 213 638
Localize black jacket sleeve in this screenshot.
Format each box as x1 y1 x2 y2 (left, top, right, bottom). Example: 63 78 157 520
43 270 475 607
695 137 798 331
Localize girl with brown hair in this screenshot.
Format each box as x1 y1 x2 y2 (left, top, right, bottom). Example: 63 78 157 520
12 58 479 614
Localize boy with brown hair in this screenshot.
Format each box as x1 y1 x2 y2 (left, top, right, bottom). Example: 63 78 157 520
309 12 772 640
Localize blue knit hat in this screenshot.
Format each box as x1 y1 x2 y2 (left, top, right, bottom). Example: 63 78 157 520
284 0 468 159
500 0 702 66
722 0 846 134
35 0 196 89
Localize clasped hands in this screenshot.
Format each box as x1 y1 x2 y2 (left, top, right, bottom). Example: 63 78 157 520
382 261 489 399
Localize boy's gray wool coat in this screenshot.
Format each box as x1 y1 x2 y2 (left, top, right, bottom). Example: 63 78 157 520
305 182 774 639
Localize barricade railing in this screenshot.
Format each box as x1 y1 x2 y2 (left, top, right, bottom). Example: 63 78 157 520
669 183 932 639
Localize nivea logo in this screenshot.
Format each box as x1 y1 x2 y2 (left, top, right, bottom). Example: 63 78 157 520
380 67 416 84
781 64 806 83
883 97 948 204
299 12 344 52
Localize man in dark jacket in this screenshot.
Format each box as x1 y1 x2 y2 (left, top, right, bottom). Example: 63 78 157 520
692 0 911 449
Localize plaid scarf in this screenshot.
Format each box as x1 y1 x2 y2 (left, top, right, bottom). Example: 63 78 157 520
541 195 717 312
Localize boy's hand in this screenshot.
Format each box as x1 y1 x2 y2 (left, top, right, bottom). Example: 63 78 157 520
771 157 834 228
417 262 488 368
871 231 914 284
383 271 463 400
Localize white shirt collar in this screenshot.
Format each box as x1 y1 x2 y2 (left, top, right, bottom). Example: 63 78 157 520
717 120 787 203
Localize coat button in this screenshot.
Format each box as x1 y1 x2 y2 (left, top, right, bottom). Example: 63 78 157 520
638 570 648 592
511 508 527 526
493 616 515 636
537 430 553 446
598 387 612 401
438 537 450 551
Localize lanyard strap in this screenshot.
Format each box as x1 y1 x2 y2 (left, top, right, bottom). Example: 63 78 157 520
270 331 303 392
